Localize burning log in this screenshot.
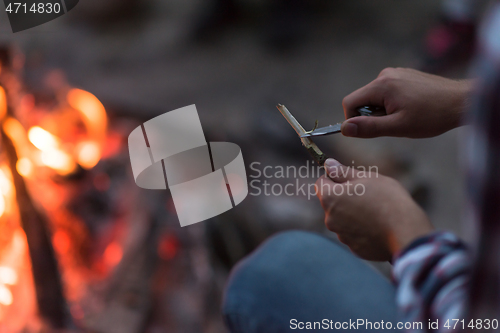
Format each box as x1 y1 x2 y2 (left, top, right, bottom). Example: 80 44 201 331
0 45 206 332
0 48 73 329
1 130 72 328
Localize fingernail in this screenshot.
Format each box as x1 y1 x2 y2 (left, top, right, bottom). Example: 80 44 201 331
324 158 341 171
342 122 358 137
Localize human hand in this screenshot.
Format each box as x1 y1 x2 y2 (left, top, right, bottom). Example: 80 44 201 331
316 158 434 261
341 67 474 138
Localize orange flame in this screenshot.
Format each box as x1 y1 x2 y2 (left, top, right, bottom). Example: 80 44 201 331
0 231 26 307
3 118 30 159
0 267 17 285
76 141 100 170
103 242 122 267
27 126 59 152
15 158 33 178
0 228 38 329
0 285 12 306
27 126 76 175
40 149 76 175
0 87 7 121
0 196 5 219
0 168 13 218
67 89 107 138
52 230 71 254
67 89 107 169
0 169 12 197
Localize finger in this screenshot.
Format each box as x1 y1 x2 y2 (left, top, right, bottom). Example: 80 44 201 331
316 175 348 212
315 175 335 209
337 234 350 245
341 112 404 138
323 158 358 182
342 80 386 120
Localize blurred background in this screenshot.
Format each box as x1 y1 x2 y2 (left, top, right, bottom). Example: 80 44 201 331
0 0 488 332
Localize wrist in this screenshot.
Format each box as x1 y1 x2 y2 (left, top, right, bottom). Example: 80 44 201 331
388 214 434 255
392 231 468 266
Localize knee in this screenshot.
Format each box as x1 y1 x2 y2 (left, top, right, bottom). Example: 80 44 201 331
264 229 321 248
222 231 323 331
251 230 328 259
228 230 324 280
222 231 329 310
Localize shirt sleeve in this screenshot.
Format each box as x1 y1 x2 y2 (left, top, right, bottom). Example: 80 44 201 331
392 231 471 332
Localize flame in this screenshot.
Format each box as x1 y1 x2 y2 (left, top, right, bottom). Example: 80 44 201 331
0 285 12 306
103 242 122 267
0 267 17 285
28 126 59 152
67 89 107 169
3 118 25 141
3 118 30 159
40 149 76 175
16 158 33 178
0 228 39 331
0 195 5 219
67 89 107 138
6 90 107 177
52 230 71 254
28 126 76 174
0 168 12 218
0 169 12 196
0 84 111 326
0 87 7 121
0 230 28 309
76 141 100 170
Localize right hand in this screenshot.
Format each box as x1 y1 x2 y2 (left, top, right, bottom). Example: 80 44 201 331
341 67 474 138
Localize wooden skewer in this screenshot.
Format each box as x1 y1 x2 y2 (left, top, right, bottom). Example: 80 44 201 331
276 104 327 166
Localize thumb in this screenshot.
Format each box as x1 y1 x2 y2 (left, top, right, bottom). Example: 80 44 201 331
324 158 358 183
341 113 403 138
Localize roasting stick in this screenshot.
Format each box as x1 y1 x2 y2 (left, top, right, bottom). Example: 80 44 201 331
276 104 328 166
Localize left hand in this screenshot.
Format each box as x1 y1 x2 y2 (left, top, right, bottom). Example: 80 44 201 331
316 158 434 261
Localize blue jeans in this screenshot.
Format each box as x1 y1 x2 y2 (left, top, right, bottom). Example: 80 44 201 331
222 231 401 332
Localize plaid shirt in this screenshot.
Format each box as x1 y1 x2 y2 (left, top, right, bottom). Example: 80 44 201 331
392 3 500 332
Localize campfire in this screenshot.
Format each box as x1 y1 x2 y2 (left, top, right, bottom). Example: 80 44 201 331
0 46 142 332
0 44 231 333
